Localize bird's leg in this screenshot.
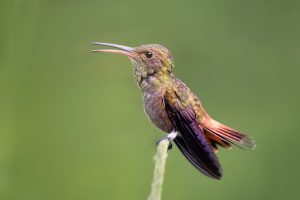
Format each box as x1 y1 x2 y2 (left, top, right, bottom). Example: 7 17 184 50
156 131 178 150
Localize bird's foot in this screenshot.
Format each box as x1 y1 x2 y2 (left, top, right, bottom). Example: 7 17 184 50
156 131 178 150
156 137 173 150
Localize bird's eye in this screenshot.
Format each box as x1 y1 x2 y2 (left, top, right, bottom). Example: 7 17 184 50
145 51 153 58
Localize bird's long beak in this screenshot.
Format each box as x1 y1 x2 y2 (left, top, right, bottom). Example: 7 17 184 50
91 42 136 58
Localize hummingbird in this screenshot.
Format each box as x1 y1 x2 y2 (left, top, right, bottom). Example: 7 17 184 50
91 42 255 179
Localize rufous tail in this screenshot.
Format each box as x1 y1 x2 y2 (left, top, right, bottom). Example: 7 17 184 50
203 117 256 151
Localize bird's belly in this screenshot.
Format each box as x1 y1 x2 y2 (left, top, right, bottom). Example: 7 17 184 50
143 92 174 133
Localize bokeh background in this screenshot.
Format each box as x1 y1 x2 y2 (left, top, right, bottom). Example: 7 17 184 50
1 0 299 200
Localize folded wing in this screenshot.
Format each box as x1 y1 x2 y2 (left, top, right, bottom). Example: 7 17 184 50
163 90 223 179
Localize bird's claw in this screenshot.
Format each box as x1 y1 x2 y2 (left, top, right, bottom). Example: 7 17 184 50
168 142 173 150
155 131 177 150
156 137 173 150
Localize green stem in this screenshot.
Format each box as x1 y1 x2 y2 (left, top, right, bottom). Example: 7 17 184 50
147 139 170 200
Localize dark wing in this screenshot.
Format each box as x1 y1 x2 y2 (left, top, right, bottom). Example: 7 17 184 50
163 91 223 179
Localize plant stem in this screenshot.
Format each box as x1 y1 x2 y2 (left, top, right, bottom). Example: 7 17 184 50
147 139 170 200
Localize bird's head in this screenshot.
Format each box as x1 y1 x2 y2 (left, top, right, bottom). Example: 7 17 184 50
91 42 174 84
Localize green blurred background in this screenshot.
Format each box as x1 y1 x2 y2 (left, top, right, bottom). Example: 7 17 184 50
1 0 299 199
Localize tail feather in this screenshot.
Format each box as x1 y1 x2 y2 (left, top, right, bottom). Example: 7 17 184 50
203 118 256 150
204 129 231 152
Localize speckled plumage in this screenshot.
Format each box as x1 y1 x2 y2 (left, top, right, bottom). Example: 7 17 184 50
132 44 210 138
93 42 255 179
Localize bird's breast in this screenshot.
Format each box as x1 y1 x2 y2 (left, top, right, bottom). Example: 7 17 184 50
143 91 174 133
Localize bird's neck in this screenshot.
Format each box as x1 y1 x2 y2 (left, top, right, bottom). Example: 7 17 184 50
139 71 173 93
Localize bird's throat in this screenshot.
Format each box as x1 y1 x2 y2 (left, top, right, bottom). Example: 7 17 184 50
139 72 172 94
